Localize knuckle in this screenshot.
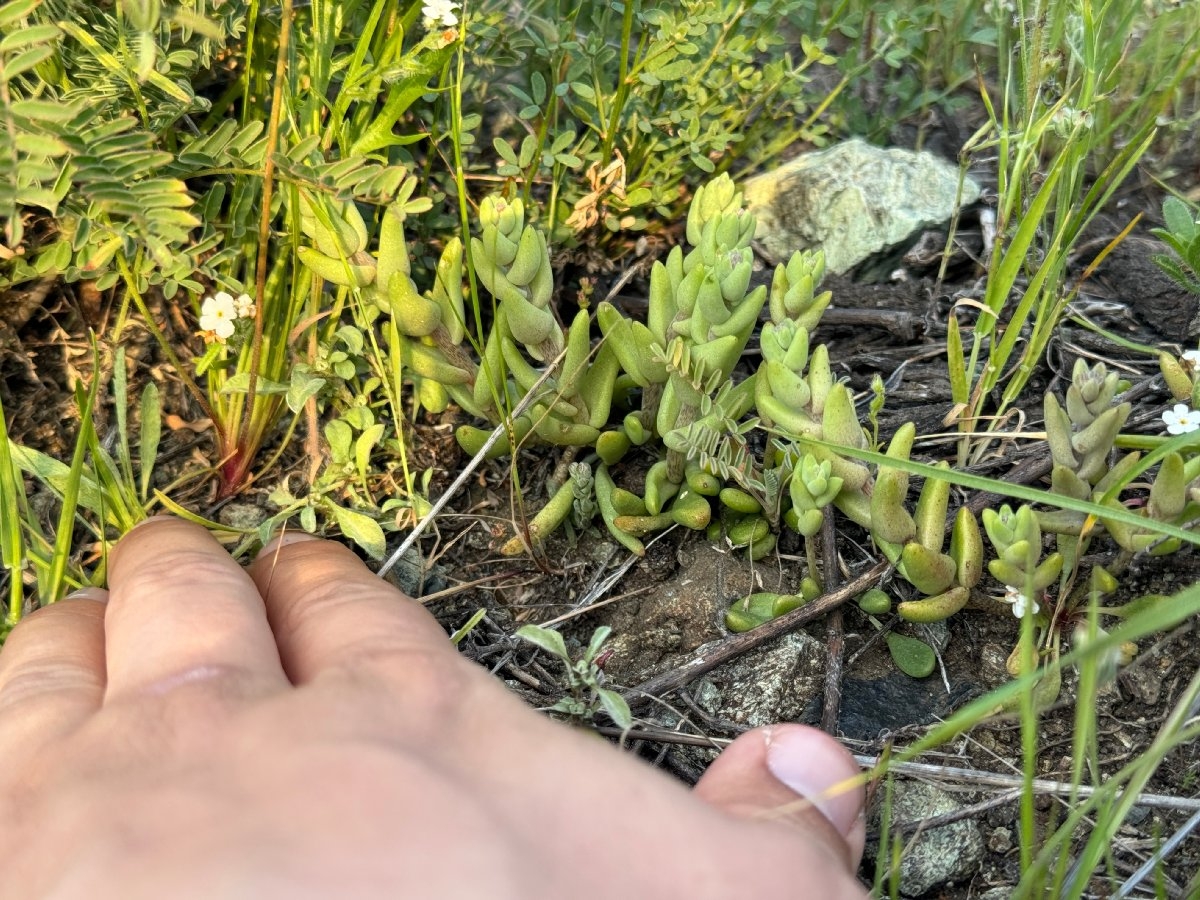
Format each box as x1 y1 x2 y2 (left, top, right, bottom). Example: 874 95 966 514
323 642 486 743
113 550 248 603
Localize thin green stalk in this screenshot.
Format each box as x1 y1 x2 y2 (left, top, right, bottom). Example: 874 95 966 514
0 390 26 628
599 0 636 167
115 252 214 423
1016 576 1039 879
45 343 102 605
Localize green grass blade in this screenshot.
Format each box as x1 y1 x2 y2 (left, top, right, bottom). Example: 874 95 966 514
0 391 27 628
45 346 102 604
792 434 1200 547
112 345 136 490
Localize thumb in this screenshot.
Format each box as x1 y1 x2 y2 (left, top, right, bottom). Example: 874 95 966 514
693 724 867 869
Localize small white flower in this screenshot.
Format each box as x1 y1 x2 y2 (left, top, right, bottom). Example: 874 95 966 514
199 291 237 342
421 0 460 27
1183 349 1200 369
1004 585 1039 619
1162 403 1200 435
233 293 256 319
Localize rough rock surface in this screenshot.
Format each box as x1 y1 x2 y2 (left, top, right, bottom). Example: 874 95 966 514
690 630 826 727
870 781 985 896
664 630 827 777
744 139 981 274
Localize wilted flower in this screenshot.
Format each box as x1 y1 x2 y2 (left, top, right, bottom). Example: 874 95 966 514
1162 403 1200 435
1182 349 1200 370
233 292 256 319
421 0 460 27
1004 585 1040 619
199 292 238 342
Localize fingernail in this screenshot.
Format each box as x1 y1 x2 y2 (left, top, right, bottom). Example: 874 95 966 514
257 530 321 559
63 586 110 604
765 725 864 838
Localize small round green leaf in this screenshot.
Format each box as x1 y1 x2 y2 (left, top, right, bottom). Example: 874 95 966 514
886 633 936 678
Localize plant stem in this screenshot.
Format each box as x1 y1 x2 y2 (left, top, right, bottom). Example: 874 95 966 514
115 253 214 424
600 0 636 167
234 0 293 495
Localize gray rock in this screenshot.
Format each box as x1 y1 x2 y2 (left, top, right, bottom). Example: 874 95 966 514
660 631 826 778
379 545 447 597
870 781 985 896
978 888 1014 900
744 139 981 274
832 673 977 741
217 501 268 530
987 825 1013 854
691 630 826 727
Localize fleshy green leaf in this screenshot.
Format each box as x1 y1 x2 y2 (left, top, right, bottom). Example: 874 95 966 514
886 632 937 678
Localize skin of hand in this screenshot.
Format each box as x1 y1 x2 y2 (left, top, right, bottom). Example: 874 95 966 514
0 517 868 899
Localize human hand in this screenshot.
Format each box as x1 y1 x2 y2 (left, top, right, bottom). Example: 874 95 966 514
0 518 867 898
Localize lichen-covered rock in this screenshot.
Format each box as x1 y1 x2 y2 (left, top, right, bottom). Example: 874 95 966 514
744 139 981 275
691 630 826 727
868 781 985 896
661 631 826 777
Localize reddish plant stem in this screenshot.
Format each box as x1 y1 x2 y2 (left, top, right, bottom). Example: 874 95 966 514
224 0 292 497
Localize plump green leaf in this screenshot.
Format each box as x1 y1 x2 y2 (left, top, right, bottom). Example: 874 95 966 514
138 381 161 500
10 99 77 124
585 624 613 659
14 132 69 158
3 44 55 78
286 372 326 413
324 418 352 462
886 632 937 678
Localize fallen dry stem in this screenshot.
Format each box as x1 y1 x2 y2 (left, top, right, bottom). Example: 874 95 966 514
624 559 890 708
593 725 1200 815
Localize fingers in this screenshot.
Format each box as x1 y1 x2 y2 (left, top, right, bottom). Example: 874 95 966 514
0 592 107 759
694 724 867 871
103 518 289 704
247 533 456 687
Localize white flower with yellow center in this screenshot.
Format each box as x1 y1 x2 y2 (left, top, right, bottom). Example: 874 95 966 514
199 292 238 342
1162 403 1200 436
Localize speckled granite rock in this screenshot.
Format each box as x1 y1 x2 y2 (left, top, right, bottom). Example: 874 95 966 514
744 139 981 274
660 630 827 777
870 781 985 896
690 630 826 727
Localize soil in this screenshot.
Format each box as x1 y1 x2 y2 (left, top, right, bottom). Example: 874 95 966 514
4 167 1200 897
